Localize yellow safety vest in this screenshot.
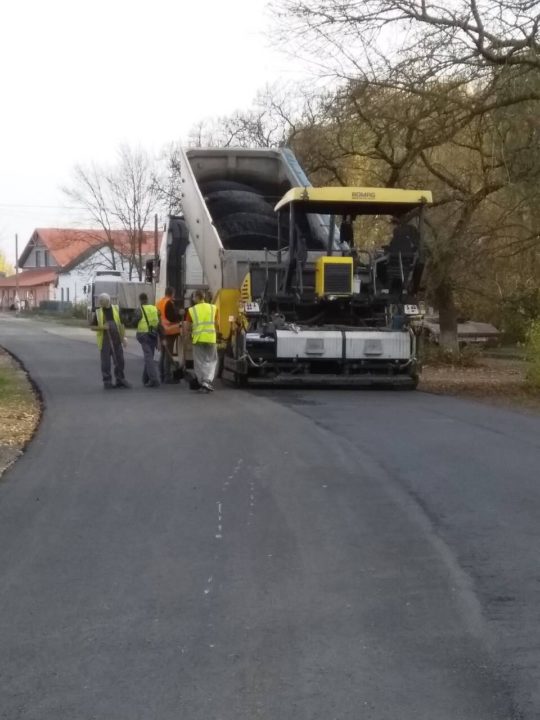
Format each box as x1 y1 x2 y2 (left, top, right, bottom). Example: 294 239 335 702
137 304 159 333
189 302 217 344
95 305 124 350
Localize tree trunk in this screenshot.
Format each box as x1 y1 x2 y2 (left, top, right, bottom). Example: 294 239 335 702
138 229 143 281
109 245 116 271
434 281 459 353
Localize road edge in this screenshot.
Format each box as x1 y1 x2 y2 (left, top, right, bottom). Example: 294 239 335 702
0 344 44 480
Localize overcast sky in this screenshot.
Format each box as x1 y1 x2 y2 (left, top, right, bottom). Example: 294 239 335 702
0 0 302 264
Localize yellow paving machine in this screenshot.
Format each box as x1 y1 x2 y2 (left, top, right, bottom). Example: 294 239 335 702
157 148 432 387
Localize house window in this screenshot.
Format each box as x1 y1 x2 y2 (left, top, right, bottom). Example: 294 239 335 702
66 287 70 302
61 287 64 302
35 250 41 267
44 250 49 267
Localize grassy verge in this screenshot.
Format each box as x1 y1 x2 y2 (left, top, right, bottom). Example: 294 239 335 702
25 312 88 328
419 355 540 412
0 349 41 475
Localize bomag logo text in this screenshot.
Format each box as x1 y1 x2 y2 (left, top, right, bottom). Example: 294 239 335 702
352 191 376 199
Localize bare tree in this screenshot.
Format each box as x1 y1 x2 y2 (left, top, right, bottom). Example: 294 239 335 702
62 164 119 270
107 146 160 280
154 143 183 216
187 85 322 149
63 145 160 279
275 1 540 81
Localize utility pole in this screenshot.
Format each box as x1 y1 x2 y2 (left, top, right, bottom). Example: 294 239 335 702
153 213 158 286
154 213 158 263
15 233 20 314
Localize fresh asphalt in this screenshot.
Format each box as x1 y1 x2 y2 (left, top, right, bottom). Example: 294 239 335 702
0 315 539 719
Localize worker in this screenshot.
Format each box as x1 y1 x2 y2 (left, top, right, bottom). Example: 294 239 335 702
156 286 182 384
185 289 219 393
133 292 160 388
91 292 131 390
389 216 420 253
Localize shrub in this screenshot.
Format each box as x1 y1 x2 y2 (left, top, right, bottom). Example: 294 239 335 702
72 302 88 320
525 320 540 390
500 287 540 344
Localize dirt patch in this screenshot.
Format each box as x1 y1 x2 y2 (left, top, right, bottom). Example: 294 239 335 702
0 348 41 476
419 357 540 412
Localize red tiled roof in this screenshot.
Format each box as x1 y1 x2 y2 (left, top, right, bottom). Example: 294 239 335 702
19 228 156 269
0 268 57 288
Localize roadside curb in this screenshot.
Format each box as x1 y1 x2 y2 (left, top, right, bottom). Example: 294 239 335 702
0 344 44 480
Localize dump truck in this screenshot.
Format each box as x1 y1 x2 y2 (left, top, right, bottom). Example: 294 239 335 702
157 147 432 387
86 271 154 326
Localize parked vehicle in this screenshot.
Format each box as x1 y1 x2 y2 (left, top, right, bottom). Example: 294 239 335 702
421 316 500 347
85 271 154 326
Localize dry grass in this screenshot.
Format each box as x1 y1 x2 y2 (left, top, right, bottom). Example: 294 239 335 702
0 350 40 474
419 357 540 412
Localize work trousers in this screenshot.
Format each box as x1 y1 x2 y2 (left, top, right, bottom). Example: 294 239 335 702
192 342 218 386
100 333 125 384
160 334 178 382
137 332 159 385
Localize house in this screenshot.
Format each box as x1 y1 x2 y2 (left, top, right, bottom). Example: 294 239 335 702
0 228 156 310
0 268 58 310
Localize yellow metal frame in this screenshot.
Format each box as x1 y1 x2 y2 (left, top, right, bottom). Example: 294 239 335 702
274 186 432 212
240 273 252 304
315 257 353 297
213 288 241 342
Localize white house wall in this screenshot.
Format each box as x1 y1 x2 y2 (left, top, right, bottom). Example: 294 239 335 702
23 243 58 269
54 250 136 304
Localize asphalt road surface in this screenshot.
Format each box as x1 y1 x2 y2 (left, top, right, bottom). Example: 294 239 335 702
1 315 539 720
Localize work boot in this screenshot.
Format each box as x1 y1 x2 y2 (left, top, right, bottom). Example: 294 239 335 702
115 379 132 389
103 381 114 390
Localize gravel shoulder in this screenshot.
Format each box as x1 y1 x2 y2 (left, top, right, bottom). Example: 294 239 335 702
0 347 41 476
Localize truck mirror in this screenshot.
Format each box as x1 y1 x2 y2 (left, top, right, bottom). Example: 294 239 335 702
145 260 154 283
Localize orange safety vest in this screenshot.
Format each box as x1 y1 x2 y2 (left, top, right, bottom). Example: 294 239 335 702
156 296 180 336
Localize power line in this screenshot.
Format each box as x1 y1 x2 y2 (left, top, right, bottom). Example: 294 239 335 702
0 202 86 210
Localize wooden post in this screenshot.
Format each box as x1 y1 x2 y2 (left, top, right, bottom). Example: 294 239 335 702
154 213 158 261
15 233 20 313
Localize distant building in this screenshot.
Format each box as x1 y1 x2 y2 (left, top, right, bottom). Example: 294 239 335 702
0 228 155 310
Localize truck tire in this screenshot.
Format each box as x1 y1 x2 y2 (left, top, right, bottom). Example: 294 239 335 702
204 191 275 221
216 213 282 251
200 180 263 196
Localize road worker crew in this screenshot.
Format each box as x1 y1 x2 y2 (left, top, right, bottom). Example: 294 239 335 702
91 292 131 390
133 292 160 388
186 289 219 393
156 286 182 384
